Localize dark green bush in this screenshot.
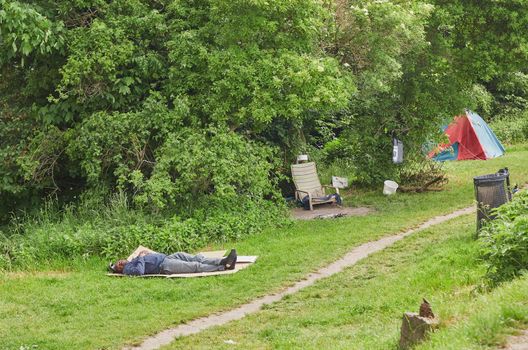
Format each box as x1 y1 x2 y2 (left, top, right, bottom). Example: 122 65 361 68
480 190 528 285
489 72 528 119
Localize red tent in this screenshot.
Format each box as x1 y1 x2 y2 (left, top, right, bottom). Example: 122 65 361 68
429 110 505 161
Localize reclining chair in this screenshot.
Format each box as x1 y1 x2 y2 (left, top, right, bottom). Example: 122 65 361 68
291 162 341 211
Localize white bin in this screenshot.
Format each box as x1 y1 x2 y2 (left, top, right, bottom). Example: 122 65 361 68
383 180 399 195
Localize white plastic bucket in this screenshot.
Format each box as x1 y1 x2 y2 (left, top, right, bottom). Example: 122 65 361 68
383 180 399 195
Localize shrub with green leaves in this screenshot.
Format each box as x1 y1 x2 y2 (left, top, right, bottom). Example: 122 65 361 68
133 127 281 212
0 0 347 259
0 192 286 270
488 72 528 120
490 112 528 145
0 0 351 200
2 0 528 268
480 190 528 285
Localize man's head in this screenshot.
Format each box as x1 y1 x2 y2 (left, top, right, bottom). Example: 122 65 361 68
109 259 128 273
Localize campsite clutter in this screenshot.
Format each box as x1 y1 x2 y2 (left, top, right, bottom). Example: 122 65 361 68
290 156 375 219
291 157 343 211
332 176 349 189
292 108 507 207
392 135 404 164
385 132 404 195
430 109 505 161
383 180 399 195
474 167 515 232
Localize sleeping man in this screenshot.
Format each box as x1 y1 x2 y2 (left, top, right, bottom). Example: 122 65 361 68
109 249 237 276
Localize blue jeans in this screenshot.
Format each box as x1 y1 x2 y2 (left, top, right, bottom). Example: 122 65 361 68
159 252 225 274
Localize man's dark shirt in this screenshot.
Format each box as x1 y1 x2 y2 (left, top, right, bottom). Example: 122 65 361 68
123 253 166 275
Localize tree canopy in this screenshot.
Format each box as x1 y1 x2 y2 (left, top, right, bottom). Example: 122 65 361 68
1 0 528 216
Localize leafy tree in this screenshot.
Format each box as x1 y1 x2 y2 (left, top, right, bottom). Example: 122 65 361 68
430 0 528 121
431 0 528 83
323 1 458 183
2 0 527 216
0 0 351 213
320 0 528 184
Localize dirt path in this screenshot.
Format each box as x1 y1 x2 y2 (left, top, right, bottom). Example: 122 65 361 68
124 206 475 350
503 331 528 350
291 205 373 220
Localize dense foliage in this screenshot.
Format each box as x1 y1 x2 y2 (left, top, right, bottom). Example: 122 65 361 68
488 72 528 144
0 0 351 200
0 0 353 241
0 191 283 269
491 112 528 145
320 0 528 183
1 0 528 265
480 190 528 285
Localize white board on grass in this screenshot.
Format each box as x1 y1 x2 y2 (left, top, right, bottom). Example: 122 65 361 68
332 176 348 189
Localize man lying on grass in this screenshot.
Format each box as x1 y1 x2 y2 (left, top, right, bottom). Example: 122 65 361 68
109 249 237 276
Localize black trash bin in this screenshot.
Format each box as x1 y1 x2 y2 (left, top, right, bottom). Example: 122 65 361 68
473 168 512 232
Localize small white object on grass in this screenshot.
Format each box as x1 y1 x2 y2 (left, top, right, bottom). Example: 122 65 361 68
332 176 348 189
224 339 237 345
383 180 399 195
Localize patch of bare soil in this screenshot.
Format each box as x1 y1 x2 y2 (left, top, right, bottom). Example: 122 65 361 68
503 330 528 350
291 205 374 220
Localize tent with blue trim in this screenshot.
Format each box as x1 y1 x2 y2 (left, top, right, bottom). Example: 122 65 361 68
429 110 505 161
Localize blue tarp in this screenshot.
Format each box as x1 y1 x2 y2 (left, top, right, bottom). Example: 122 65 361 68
433 142 459 161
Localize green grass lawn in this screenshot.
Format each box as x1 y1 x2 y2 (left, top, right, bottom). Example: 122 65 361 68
1 145 527 349
418 274 528 350
165 215 528 350
165 215 483 349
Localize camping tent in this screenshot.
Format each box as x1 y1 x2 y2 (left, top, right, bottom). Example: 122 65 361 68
431 110 505 161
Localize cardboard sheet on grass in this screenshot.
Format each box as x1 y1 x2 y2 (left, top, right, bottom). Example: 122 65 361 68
107 246 258 278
